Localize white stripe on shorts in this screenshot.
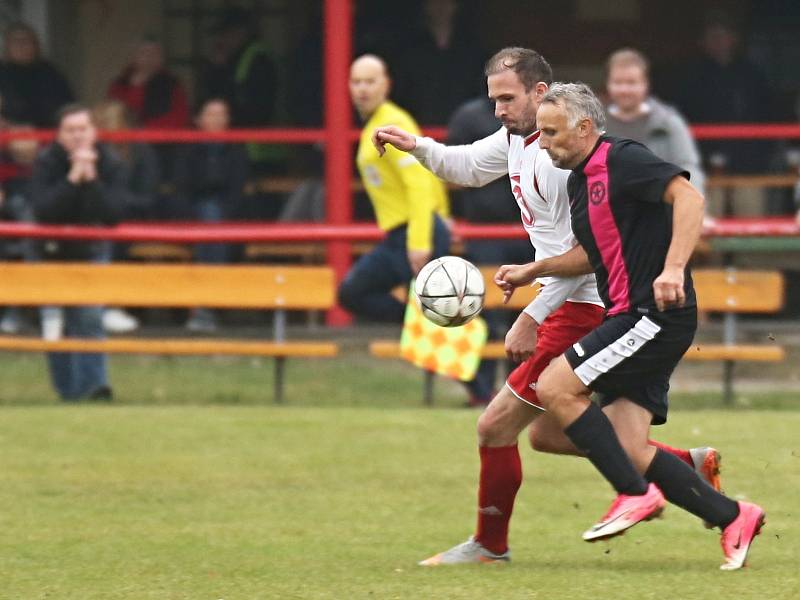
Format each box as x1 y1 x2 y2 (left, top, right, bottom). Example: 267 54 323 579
573 316 662 385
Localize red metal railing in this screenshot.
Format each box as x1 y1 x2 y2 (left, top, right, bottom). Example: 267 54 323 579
0 218 795 243
3 123 800 144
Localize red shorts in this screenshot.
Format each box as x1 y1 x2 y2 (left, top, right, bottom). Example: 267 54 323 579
506 301 605 409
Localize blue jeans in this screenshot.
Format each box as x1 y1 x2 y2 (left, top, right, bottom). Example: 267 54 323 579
194 198 227 263
338 216 451 323
45 305 109 400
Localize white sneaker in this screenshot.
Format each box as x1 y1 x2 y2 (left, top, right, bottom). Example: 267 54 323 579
418 537 510 566
103 308 139 333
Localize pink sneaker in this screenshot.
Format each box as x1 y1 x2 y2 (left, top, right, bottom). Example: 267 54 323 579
720 501 766 570
582 483 665 542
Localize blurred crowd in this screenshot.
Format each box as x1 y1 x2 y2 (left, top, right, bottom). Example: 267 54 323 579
0 3 798 336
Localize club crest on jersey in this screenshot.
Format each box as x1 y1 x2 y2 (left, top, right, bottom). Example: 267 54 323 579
589 181 606 205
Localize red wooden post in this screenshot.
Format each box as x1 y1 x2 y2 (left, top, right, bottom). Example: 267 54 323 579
323 0 354 326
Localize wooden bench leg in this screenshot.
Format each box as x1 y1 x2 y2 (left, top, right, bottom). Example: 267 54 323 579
424 370 435 406
723 360 734 406
274 357 285 404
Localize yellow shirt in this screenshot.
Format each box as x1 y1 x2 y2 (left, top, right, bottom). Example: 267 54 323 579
356 101 449 251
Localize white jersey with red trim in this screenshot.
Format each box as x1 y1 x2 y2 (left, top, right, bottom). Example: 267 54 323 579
411 126 602 323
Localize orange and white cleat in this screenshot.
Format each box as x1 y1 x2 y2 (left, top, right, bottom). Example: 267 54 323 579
690 446 723 528
582 483 666 542
720 501 766 570
690 446 723 492
418 537 510 566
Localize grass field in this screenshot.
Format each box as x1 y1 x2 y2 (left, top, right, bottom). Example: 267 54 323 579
0 354 799 599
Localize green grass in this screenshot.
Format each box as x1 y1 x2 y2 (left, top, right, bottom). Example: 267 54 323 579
0 406 798 599
0 353 797 410
0 354 799 598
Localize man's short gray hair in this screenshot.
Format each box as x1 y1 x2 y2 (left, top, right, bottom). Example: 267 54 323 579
541 82 607 133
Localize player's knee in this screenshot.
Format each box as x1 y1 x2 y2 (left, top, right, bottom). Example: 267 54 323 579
528 425 550 452
337 279 358 312
476 409 503 444
535 373 561 410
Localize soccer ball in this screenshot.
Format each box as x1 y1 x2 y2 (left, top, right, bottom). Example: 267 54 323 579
414 256 485 327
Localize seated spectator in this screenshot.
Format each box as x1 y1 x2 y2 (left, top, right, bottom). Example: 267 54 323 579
0 22 74 127
669 15 773 177
107 36 188 130
108 36 188 185
604 48 705 193
30 104 125 401
92 100 163 333
199 7 282 174
0 111 38 333
174 98 248 332
93 100 160 221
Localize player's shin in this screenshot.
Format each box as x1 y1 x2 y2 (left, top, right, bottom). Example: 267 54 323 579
644 448 739 528
474 445 522 555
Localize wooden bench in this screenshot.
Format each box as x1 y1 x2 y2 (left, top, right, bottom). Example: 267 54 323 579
369 267 786 404
685 268 785 403
0 262 338 403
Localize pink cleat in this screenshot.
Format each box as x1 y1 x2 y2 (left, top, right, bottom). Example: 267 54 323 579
582 483 666 542
720 501 766 571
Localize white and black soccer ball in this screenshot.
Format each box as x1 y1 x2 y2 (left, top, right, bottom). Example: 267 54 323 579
414 256 485 327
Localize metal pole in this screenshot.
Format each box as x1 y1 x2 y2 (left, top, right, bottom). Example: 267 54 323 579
323 0 353 326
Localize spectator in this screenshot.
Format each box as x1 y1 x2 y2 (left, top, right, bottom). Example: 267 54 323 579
604 48 705 194
173 98 248 332
199 6 281 173
0 110 38 333
393 0 485 125
446 94 534 405
108 36 188 185
0 22 74 127
107 37 189 130
92 100 160 221
92 100 163 333
30 104 125 401
669 15 774 179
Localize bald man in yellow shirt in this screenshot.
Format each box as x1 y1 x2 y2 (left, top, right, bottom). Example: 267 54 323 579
338 54 452 323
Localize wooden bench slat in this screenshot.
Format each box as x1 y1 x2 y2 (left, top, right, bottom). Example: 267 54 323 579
694 269 785 313
682 344 785 362
0 263 336 310
0 336 338 357
369 341 785 362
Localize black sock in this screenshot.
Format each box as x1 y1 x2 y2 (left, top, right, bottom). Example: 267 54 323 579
564 403 649 496
645 449 740 529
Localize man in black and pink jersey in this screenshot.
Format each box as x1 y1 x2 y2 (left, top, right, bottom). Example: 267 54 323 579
498 82 765 570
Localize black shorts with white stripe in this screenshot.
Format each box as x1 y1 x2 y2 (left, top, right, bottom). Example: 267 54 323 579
564 306 697 425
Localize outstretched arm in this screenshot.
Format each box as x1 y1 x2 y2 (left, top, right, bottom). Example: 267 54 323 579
373 125 509 188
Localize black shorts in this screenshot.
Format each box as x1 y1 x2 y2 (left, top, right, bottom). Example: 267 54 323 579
564 307 697 425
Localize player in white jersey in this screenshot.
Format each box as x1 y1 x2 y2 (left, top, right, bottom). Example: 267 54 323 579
373 48 721 565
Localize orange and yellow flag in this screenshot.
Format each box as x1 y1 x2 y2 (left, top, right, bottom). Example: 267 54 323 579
399 283 488 381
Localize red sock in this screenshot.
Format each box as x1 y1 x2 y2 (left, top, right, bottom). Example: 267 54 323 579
648 440 692 466
474 445 522 555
